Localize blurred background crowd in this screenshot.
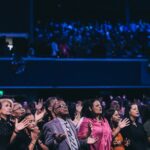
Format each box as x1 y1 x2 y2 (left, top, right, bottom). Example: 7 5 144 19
1 20 150 58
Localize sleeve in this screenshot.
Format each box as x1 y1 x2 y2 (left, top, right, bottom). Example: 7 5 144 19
144 121 150 137
43 123 58 148
77 118 91 140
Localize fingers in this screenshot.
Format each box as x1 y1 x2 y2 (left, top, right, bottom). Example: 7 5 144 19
123 118 129 122
34 101 37 107
15 118 18 124
15 118 30 131
88 122 93 129
38 99 43 104
87 136 99 144
122 118 130 126
94 137 99 142
53 133 66 142
59 134 66 139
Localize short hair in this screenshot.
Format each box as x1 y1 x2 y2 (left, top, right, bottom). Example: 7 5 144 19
0 98 13 108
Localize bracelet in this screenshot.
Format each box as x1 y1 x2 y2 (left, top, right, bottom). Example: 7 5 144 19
31 139 37 145
14 130 19 134
38 140 43 145
31 142 36 145
39 141 43 145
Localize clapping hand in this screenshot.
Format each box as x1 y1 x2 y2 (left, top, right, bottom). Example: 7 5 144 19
86 122 98 144
124 138 130 147
86 136 98 144
53 133 66 143
15 118 29 133
113 140 122 146
31 126 40 141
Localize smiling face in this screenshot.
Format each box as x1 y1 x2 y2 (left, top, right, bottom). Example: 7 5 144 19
91 100 102 115
129 104 140 118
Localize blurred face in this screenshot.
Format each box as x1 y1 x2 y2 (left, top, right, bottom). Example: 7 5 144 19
48 99 58 112
26 115 36 131
111 101 120 111
54 100 69 116
111 110 121 123
13 103 25 117
0 101 12 116
91 100 102 115
129 104 140 118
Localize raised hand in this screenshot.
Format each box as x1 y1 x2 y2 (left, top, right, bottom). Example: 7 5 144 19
118 118 130 129
35 108 46 123
34 99 44 112
15 118 29 133
123 138 130 147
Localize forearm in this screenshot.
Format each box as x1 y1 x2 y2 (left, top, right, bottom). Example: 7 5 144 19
112 126 121 137
10 130 19 143
38 140 49 150
28 139 37 150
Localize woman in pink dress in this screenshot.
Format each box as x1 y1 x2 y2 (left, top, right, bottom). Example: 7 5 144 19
77 98 112 150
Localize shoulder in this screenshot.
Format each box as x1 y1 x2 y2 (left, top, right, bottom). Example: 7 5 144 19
43 118 59 129
103 117 108 122
144 120 150 128
81 117 92 124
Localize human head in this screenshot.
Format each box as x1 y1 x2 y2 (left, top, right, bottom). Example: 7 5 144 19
105 109 120 128
19 113 36 131
0 98 13 118
12 102 25 118
125 103 140 122
53 99 69 118
110 100 120 111
82 98 102 118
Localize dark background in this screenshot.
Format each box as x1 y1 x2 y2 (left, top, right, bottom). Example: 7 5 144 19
35 0 150 22
0 0 150 33
0 0 30 32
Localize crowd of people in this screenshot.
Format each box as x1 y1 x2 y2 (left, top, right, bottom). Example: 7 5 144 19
0 20 150 58
34 20 150 58
0 94 150 150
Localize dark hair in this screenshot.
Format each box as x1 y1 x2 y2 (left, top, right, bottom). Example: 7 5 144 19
124 102 139 123
82 98 104 119
105 108 117 128
19 112 33 122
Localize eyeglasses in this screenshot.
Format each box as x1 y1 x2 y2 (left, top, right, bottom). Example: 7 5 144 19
55 104 68 109
13 107 24 112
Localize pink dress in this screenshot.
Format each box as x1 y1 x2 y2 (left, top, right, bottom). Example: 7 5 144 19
78 117 112 150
